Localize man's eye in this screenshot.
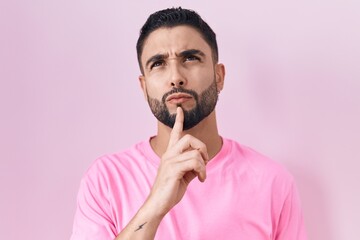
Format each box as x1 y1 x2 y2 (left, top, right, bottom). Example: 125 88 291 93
150 61 164 69
184 56 200 62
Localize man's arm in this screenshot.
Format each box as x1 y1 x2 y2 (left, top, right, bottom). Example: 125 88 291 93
115 107 209 239
113 199 163 240
275 181 307 240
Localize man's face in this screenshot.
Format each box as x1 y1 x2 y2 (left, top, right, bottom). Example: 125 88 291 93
139 26 223 130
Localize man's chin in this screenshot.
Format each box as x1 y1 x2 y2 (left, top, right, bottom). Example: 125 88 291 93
170 105 197 115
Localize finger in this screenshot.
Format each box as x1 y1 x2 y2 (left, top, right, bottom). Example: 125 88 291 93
172 149 207 165
180 158 207 183
174 135 209 162
172 150 207 182
183 171 198 184
167 107 184 149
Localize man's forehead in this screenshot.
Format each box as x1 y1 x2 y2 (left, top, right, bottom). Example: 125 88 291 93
141 26 211 59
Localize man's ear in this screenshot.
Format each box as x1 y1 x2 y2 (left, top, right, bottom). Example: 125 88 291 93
215 63 225 92
138 75 148 100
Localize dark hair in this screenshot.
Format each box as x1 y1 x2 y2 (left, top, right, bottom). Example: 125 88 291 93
136 7 218 74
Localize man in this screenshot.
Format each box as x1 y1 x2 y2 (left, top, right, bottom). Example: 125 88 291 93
71 7 307 240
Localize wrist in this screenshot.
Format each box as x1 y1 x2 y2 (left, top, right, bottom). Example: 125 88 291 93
140 196 168 221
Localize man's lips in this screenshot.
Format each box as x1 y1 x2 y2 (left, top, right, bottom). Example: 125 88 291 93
166 93 193 103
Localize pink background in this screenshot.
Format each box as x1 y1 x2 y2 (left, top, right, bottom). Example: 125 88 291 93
1 0 359 239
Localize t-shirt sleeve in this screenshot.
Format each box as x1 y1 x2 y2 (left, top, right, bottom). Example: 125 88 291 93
275 181 307 240
70 169 117 240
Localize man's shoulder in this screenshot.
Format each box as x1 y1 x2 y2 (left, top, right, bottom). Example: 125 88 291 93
82 139 152 179
223 138 294 182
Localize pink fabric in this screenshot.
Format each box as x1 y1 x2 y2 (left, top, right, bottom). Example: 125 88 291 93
71 138 307 239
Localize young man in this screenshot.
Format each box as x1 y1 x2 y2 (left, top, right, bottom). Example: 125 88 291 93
71 7 307 240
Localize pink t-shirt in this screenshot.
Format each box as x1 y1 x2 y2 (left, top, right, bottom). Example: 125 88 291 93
71 138 307 239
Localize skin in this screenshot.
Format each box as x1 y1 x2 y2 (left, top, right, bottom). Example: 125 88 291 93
115 25 225 240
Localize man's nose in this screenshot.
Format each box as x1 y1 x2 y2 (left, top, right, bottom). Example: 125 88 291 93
169 63 187 88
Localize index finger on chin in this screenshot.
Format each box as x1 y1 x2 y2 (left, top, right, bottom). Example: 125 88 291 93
167 107 184 149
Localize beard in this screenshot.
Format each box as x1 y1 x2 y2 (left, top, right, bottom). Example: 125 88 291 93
147 78 218 130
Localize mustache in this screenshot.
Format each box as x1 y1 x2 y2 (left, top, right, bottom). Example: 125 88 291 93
161 88 199 103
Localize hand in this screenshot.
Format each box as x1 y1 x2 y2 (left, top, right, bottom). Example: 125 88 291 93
148 107 209 216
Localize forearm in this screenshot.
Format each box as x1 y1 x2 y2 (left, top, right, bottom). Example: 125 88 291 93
115 199 165 240
116 108 207 239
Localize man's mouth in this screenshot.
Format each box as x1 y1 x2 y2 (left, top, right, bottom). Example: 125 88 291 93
166 93 193 104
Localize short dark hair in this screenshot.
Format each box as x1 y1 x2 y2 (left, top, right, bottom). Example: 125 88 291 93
136 7 218 74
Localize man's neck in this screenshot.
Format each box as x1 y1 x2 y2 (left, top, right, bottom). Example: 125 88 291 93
150 111 223 160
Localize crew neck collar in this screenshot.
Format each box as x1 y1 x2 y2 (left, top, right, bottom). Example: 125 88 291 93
142 136 231 172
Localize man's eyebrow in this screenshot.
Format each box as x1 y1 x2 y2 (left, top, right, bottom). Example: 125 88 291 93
145 53 168 69
177 49 205 58
145 49 205 69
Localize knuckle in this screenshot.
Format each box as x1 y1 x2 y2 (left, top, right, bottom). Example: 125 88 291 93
193 150 202 159
187 160 198 170
202 144 208 152
187 149 201 159
183 134 192 141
